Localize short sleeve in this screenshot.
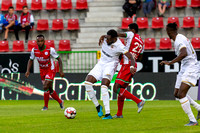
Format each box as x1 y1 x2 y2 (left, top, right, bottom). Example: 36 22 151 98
30 48 35 60
140 45 145 54
125 31 134 40
50 47 59 59
117 42 128 54
176 39 186 52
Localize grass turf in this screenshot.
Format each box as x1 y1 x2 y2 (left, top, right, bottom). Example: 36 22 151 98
0 100 200 133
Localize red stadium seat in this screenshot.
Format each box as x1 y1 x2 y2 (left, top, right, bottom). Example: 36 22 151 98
67 19 80 30
159 38 172 50
175 0 187 8
136 17 149 29
198 17 200 28
27 40 37 52
75 0 88 10
16 0 27 11
120 18 133 29
182 16 195 28
190 0 200 7
12 41 24 52
144 38 156 50
191 37 200 49
45 40 55 48
168 17 180 27
0 41 9 52
1 0 12 11
119 38 125 45
52 19 64 30
60 0 72 10
58 40 71 51
45 0 58 10
151 17 164 29
36 19 49 31
31 0 43 10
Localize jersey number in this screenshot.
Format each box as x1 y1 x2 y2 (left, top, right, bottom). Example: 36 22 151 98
132 42 143 53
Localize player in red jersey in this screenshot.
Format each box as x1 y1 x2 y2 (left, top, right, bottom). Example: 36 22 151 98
25 34 65 111
99 23 145 118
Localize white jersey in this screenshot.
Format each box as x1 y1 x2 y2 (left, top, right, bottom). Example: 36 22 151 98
124 31 134 50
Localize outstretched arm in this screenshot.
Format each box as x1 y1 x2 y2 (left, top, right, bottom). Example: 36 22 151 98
25 59 33 78
124 52 136 74
56 57 64 78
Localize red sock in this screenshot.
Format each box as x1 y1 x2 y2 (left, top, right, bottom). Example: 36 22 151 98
117 94 125 116
119 88 142 104
44 91 50 108
50 91 62 104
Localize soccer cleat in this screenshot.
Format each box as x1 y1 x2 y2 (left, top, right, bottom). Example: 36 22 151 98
184 121 198 126
96 105 103 117
102 114 112 120
41 106 48 111
137 100 145 113
112 114 123 119
197 111 200 120
60 100 65 110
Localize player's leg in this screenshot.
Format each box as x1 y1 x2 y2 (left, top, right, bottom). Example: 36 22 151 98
112 94 125 118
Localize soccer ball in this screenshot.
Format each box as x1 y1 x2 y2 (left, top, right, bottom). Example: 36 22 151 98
64 107 76 119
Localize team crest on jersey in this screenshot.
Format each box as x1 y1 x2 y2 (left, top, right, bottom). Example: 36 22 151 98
45 52 48 55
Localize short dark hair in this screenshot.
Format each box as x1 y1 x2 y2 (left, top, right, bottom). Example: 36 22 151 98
8 6 14 10
36 34 45 39
167 22 178 31
107 29 118 38
23 6 28 9
129 23 138 33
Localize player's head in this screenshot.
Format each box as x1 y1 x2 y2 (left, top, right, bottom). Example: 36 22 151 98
36 35 45 48
129 23 138 33
106 29 118 45
22 6 28 14
166 22 178 39
8 6 14 14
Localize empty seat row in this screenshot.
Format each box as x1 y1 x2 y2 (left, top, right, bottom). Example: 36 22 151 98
174 0 200 8
1 0 88 11
121 17 200 29
0 40 71 52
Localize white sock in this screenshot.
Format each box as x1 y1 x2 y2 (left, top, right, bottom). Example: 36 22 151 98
101 85 110 114
179 97 197 122
187 95 200 111
85 81 99 107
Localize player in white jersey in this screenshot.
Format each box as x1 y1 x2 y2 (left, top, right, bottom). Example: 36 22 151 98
84 29 136 119
160 23 200 126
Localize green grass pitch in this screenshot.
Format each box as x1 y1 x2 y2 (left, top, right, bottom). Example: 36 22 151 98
0 100 200 133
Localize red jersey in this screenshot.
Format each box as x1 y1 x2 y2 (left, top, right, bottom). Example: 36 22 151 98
30 45 59 70
5 14 17 22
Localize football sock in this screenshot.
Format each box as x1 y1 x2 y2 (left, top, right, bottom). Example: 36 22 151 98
44 91 50 108
101 85 110 114
187 95 200 111
50 90 62 104
117 88 141 104
179 97 197 122
105 114 111 117
96 105 101 112
85 81 99 107
117 94 125 116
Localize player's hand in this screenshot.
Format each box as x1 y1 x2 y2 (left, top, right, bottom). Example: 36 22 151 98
130 67 136 74
59 71 64 78
99 35 105 46
25 71 30 78
160 61 171 66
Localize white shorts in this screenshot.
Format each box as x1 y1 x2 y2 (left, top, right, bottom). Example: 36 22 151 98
88 61 118 81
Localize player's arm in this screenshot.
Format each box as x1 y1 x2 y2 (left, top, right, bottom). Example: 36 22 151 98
25 59 33 78
124 52 136 74
56 57 64 78
160 47 187 65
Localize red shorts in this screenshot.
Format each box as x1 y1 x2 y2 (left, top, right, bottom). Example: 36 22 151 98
40 68 56 82
115 64 137 88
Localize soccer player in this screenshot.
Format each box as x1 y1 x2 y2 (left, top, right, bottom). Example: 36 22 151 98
160 23 200 126
84 29 136 119
25 34 64 111
99 23 145 119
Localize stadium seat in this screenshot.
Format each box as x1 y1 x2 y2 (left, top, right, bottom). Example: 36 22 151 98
67 19 80 30
58 40 71 51
144 38 156 50
120 18 133 29
0 41 9 52
174 0 187 8
36 19 49 31
119 38 125 45
52 19 64 30
182 16 195 28
45 40 55 48
31 0 43 10
191 37 200 49
198 17 200 28
136 17 149 29
151 17 164 29
16 0 27 11
60 0 72 10
190 0 200 7
45 0 58 10
1 0 12 11
27 40 37 52
75 0 88 10
168 17 180 27
12 41 24 52
159 38 172 50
